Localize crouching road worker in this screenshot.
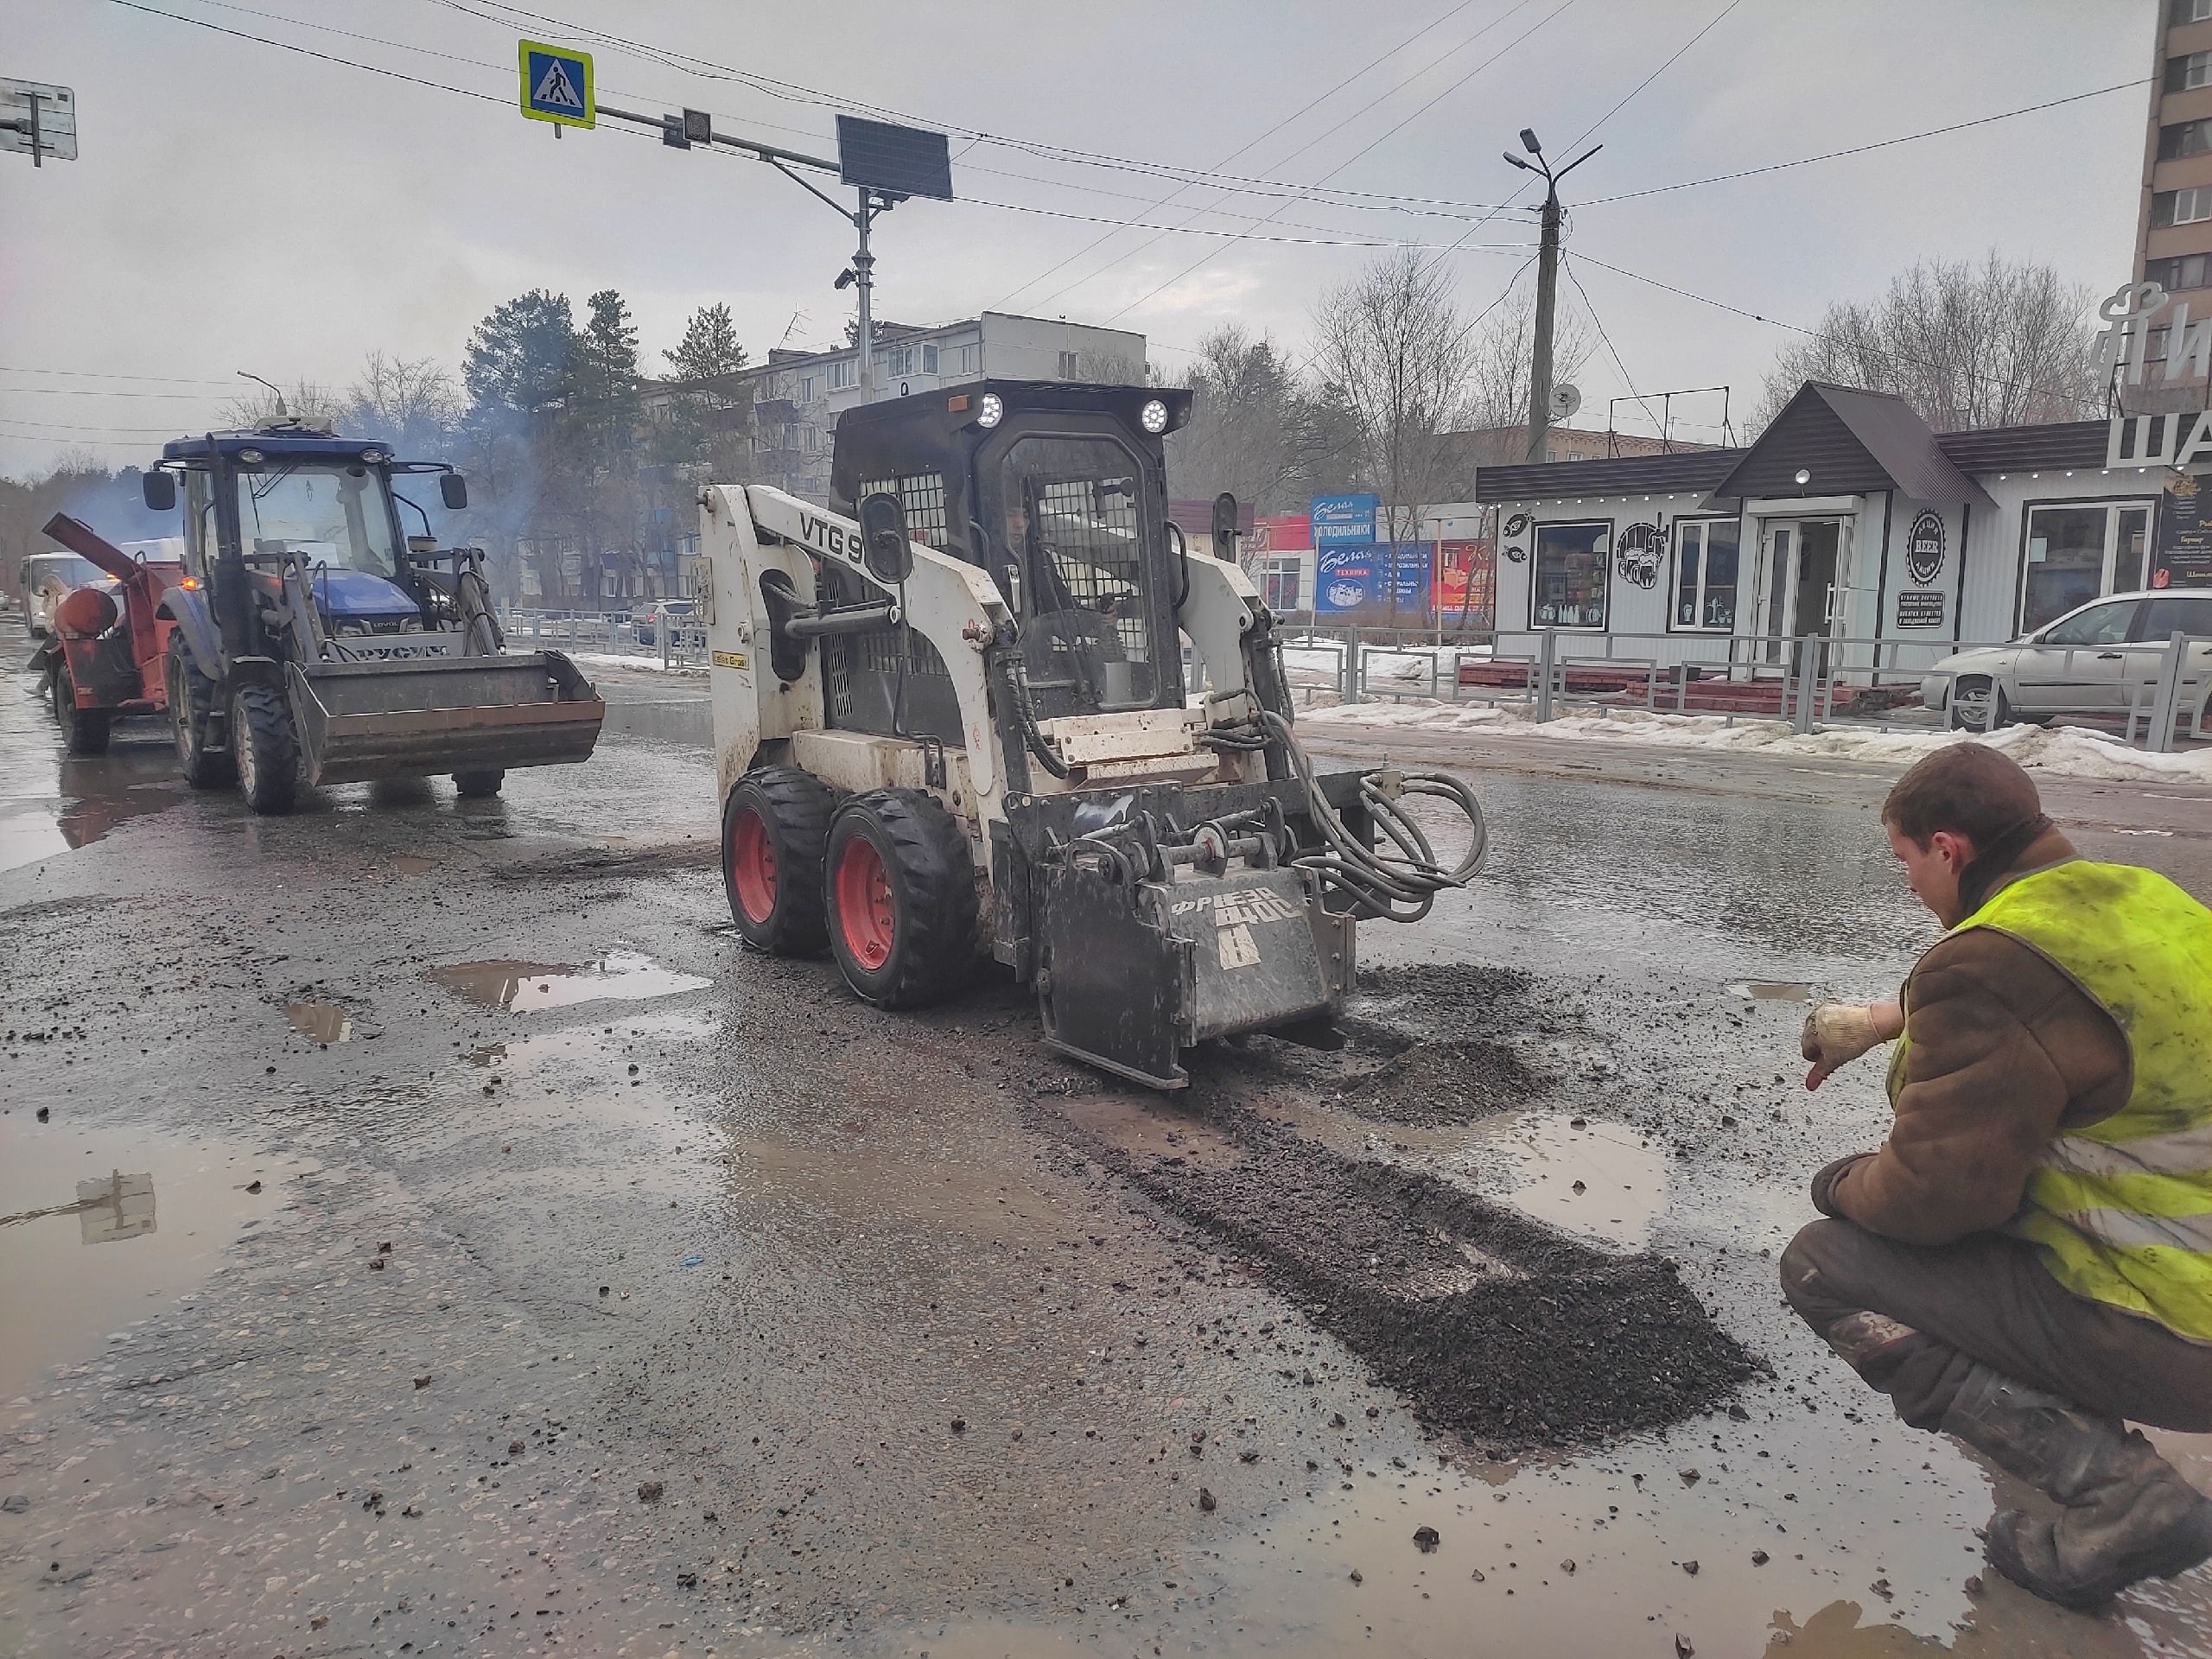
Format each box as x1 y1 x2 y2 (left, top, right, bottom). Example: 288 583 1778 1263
1784 741 2212 1611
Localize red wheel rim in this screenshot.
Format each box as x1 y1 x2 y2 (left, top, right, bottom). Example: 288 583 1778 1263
834 836 896 971
730 808 778 925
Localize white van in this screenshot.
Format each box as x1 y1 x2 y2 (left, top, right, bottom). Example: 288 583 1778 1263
18 551 106 638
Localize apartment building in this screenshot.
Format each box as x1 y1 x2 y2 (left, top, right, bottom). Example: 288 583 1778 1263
652 311 1147 502
2136 0 2212 407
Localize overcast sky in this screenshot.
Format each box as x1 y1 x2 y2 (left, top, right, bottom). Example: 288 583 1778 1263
0 0 2157 478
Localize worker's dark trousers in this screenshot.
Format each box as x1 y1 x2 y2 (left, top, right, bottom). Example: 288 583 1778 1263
1781 1218 2212 1433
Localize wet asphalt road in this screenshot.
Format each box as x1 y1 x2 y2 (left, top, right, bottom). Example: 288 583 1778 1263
3 622 2211 1659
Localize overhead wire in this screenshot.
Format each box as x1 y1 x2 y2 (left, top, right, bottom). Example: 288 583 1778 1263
1101 0 1582 324
1561 257 1658 435
989 0 1493 308
1010 0 1535 312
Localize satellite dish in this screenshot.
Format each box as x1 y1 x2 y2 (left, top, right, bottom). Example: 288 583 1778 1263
1549 383 1582 420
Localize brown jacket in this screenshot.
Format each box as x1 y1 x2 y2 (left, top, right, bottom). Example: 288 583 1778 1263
1818 829 2132 1247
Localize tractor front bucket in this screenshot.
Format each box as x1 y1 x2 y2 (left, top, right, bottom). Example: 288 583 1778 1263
286 650 605 786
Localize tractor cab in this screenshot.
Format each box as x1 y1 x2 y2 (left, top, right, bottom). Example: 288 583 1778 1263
830 382 1193 727
156 422 473 657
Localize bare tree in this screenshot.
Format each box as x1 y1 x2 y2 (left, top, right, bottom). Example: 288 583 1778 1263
1463 288 1595 433
343 353 463 454
1307 251 1478 625
1755 253 2099 432
221 377 343 430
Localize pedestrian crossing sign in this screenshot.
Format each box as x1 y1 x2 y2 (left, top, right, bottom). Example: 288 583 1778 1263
518 40 594 129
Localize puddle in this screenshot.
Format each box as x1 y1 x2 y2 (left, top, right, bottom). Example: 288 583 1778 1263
1729 981 1814 1001
1464 1111 1670 1249
0 1118 299 1396
393 853 437 874
283 1000 353 1042
0 686 185 873
427 950 709 1012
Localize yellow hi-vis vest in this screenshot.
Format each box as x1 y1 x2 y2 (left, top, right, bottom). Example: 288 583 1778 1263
1933 860 2212 1342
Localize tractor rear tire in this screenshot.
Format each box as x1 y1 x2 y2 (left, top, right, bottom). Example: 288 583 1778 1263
53 662 111 756
824 789 978 1010
168 648 235 789
232 683 299 816
454 769 505 798
723 766 836 957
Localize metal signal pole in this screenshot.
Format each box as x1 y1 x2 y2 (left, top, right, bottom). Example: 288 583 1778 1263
1503 130 1599 465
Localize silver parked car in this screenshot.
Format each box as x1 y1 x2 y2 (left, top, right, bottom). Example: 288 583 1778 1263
1922 590 2212 731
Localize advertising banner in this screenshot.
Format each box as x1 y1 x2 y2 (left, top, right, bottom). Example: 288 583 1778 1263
1310 493 1381 546
2159 472 2212 588
1250 513 1312 555
1315 543 1433 614
1433 539 1492 623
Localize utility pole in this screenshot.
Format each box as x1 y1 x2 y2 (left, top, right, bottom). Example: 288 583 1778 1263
1503 129 1599 465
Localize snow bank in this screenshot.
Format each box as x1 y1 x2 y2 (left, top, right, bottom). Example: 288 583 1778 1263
1300 697 2212 785
567 651 707 677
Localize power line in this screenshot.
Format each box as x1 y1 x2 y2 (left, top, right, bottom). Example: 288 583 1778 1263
0 365 240 387
1561 257 1658 435
1005 0 1524 312
1579 78 2154 208
0 385 234 401
1103 0 1582 324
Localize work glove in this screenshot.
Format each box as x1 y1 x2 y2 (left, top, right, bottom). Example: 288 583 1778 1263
1802 1003 1882 1091
1809 1153 1872 1218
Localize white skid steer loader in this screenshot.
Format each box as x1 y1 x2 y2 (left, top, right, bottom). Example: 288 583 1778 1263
699 381 1485 1089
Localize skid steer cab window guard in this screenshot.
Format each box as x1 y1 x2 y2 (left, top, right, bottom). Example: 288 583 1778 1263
995 435 1160 715
234 462 402 582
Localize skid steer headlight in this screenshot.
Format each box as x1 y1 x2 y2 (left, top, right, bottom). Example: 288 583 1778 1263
976 392 1004 429
1140 398 1169 434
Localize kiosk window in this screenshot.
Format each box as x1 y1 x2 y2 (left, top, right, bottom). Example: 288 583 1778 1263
1672 519 1740 631
1531 522 1610 630
2020 501 2153 634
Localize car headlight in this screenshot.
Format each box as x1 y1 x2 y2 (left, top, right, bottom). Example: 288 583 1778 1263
976 392 1003 429
1140 398 1169 435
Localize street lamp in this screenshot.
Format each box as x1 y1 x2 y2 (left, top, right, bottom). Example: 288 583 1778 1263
1506 129 1601 466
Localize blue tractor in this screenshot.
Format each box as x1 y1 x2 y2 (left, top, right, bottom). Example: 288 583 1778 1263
142 420 605 813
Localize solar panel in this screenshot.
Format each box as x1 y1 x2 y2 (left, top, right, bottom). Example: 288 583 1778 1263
836 115 954 201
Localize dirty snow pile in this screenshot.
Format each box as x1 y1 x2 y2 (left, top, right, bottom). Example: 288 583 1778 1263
566 651 706 677
1299 696 2212 785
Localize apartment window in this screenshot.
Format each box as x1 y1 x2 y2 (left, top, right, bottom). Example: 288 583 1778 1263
828 358 857 391
2154 184 2212 227
2148 253 2212 293
1530 522 1611 630
884 344 918 377
959 344 979 375
2175 0 2212 22
2160 119 2212 162
799 374 820 402
921 343 939 375
802 425 820 454
2020 500 2155 634
2168 50 2212 92
1057 350 1080 378
1672 518 1741 631
1264 556 1302 612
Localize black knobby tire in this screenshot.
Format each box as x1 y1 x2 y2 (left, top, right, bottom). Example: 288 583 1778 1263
823 789 979 1010
53 661 111 755
454 769 505 798
168 647 236 789
722 766 836 957
232 682 299 815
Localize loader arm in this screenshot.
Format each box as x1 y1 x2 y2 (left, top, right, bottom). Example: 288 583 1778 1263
704 483 1014 807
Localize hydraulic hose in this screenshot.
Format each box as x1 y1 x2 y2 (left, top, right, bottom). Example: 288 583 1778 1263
992 646 1071 779
1255 708 1487 925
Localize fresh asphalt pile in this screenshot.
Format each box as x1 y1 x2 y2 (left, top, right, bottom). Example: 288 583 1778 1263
996 960 1761 1454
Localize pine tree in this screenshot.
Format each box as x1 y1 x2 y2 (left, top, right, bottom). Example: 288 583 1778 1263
664 302 748 382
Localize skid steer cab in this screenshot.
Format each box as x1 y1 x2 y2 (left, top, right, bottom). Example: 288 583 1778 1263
139 421 605 814
701 381 1487 1089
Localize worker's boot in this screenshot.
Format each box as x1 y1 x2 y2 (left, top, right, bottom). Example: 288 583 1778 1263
1939 1363 2212 1611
